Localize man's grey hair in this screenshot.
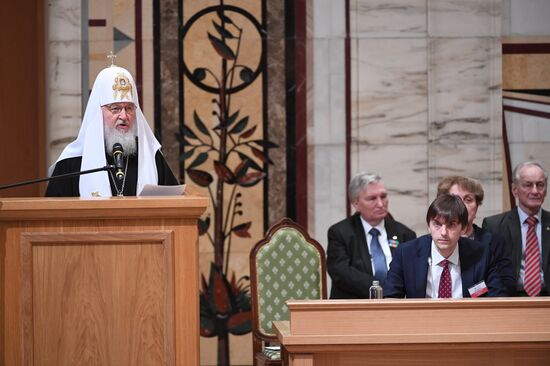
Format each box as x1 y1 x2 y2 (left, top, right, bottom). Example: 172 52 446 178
348 172 381 202
512 161 548 183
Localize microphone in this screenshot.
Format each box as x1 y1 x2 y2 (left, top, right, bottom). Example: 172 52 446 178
112 143 125 181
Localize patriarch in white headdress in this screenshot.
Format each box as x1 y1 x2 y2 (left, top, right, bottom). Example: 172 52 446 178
49 65 163 197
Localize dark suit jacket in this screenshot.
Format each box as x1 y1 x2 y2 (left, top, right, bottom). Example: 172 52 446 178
384 234 506 298
327 212 417 299
482 209 550 295
472 224 515 295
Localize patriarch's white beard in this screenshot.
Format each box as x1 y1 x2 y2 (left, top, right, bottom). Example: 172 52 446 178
104 119 137 156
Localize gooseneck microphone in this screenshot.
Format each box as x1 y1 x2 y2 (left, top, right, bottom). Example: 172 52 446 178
112 143 125 181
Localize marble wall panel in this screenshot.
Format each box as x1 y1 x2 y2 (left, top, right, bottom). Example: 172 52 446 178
46 40 82 166
311 39 347 144
427 142 504 218
427 35 503 216
47 0 82 166
309 143 348 240
348 0 503 235
350 34 360 125
308 142 346 293
266 0 287 226
428 38 502 143
308 1 348 244
351 0 427 38
353 142 428 234
312 0 346 39
354 38 428 145
311 39 331 136
48 0 81 41
428 0 501 37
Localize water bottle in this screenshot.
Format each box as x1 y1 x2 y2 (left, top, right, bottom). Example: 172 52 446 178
369 280 383 299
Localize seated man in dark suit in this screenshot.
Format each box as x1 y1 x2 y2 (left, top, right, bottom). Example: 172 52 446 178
483 161 550 297
385 194 506 298
327 172 417 299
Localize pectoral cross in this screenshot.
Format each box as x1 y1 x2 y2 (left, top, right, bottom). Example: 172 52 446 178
107 51 117 66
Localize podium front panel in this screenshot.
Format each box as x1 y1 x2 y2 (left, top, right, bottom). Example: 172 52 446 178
0 196 207 366
24 231 174 366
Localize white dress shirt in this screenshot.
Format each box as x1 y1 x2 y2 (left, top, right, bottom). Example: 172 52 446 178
426 240 463 299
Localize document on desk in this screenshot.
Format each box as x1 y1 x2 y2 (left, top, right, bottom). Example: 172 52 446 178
138 184 186 196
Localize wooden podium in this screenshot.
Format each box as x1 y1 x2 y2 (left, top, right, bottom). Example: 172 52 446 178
0 196 208 366
274 298 550 366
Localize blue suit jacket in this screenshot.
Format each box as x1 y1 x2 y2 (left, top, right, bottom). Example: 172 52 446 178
384 234 506 298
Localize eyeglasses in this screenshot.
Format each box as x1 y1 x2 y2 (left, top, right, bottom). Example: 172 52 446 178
518 181 547 191
104 104 136 115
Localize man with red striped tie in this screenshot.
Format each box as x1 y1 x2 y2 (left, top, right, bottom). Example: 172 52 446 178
384 194 506 298
483 161 549 297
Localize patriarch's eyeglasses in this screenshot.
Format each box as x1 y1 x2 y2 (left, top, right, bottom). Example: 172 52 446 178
105 104 136 115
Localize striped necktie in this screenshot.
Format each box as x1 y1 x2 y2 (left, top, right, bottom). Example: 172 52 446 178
524 216 542 297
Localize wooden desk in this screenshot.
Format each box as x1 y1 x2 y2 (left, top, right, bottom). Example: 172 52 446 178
0 196 208 366
273 298 550 366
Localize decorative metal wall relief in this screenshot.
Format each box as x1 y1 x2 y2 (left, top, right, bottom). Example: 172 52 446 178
180 2 273 365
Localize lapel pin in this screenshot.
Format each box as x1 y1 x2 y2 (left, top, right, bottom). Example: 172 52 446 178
389 236 400 248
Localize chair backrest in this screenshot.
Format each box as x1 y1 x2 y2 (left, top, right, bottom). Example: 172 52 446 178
250 217 327 344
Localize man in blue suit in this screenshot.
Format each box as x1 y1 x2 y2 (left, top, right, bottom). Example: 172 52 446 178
384 194 506 298
437 176 514 295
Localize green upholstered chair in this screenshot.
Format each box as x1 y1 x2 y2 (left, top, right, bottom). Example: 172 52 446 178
250 218 327 366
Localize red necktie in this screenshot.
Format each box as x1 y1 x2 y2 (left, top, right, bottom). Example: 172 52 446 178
438 259 452 298
524 216 542 297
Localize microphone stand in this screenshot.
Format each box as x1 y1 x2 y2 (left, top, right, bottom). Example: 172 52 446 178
0 165 115 191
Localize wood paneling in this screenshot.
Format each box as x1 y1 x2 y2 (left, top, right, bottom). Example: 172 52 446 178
22 232 174 366
1 196 208 366
275 299 550 366
0 0 45 197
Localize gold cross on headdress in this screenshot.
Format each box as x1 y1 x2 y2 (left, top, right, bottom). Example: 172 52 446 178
107 51 117 66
